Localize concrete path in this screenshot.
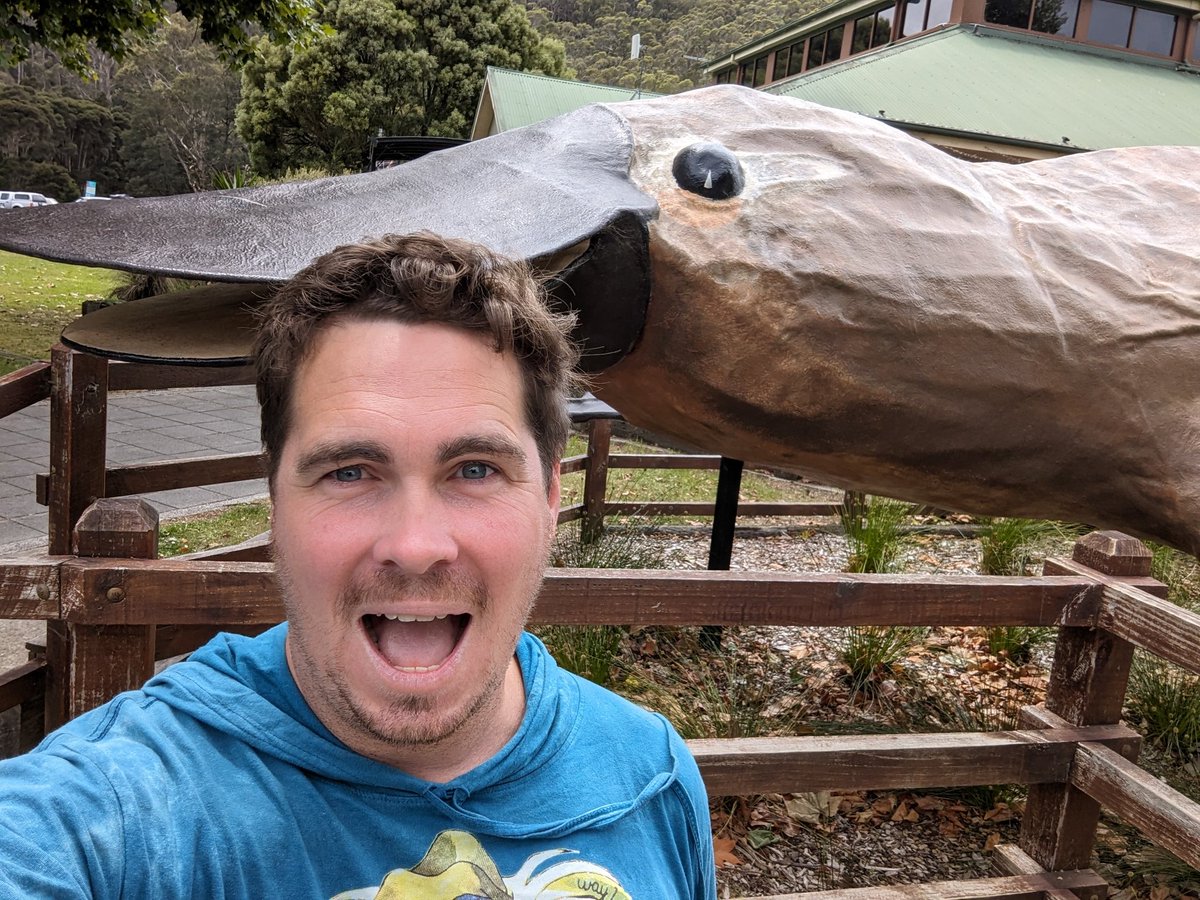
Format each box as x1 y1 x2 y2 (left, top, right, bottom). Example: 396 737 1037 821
0 384 268 555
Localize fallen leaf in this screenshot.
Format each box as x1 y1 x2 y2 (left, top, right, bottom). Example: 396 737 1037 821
785 791 836 824
713 836 742 868
747 828 778 849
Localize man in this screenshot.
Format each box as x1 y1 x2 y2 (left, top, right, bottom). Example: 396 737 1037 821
0 234 716 899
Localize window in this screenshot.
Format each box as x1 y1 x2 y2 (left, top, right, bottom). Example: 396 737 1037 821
825 24 846 63
1032 0 1079 36
1087 0 1178 52
774 46 791 79
752 54 769 86
738 63 753 86
985 0 1034 28
804 24 846 70
1129 5 1177 53
1088 0 1134 44
985 0 1175 52
787 39 806 75
851 5 896 54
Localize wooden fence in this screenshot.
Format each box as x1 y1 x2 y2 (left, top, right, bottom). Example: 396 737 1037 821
3 347 1200 898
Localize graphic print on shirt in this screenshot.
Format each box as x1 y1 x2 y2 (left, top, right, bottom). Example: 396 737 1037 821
331 829 632 899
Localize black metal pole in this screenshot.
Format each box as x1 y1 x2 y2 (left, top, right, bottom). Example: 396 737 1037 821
702 457 744 649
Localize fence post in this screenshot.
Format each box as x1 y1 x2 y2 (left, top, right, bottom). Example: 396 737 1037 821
581 418 611 543
45 498 158 731
48 344 109 555
1018 530 1152 870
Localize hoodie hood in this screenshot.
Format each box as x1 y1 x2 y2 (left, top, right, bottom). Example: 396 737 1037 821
140 625 683 840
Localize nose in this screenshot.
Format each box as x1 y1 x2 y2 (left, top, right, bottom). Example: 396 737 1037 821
370 485 459 575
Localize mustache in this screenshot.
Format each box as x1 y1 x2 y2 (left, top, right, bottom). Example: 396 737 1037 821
335 567 489 618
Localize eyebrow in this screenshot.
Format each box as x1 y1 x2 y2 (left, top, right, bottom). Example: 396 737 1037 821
293 441 391 478
438 434 529 470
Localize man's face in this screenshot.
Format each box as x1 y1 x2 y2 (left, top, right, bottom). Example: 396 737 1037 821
271 318 560 775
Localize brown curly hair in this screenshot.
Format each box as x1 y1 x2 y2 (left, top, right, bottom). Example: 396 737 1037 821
254 232 579 486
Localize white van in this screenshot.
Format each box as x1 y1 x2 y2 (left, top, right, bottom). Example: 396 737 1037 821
0 191 52 209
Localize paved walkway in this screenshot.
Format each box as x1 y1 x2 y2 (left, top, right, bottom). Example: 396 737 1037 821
0 384 268 555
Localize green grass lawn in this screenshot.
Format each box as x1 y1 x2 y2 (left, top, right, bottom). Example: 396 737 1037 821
0 250 121 375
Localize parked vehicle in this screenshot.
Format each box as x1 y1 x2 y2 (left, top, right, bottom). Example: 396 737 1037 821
0 190 53 209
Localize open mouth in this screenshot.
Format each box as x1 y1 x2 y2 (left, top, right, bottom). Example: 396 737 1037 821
363 613 470 673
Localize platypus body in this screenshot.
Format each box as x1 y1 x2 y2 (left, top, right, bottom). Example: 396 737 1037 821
2 87 1197 553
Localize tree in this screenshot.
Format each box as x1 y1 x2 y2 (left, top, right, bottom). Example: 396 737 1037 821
526 0 821 93
236 0 567 175
114 14 248 193
0 0 320 77
0 81 120 194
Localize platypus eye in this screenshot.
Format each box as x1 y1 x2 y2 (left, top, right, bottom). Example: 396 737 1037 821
672 142 744 200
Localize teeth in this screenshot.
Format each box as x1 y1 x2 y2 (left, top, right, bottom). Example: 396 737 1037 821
395 664 439 673
380 613 448 622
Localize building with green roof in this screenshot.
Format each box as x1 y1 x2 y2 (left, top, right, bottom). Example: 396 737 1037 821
706 0 1200 160
471 67 663 139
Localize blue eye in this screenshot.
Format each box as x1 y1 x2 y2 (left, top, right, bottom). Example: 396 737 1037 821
459 462 494 480
332 466 363 482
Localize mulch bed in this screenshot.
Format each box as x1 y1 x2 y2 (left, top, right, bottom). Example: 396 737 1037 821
571 520 1199 899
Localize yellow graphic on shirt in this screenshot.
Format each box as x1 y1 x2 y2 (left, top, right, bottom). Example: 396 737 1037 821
331 829 632 899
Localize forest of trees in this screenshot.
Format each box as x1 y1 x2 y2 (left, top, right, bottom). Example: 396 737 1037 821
0 0 824 199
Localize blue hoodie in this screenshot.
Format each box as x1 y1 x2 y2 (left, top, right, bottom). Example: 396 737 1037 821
0 626 716 899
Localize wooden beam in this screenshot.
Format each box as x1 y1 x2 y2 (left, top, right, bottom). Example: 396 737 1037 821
56 561 1102 627
103 452 266 496
0 560 61 618
689 725 1138 796
1098 581 1200 676
739 870 1108 900
556 504 584 524
154 623 272 661
107 361 254 391
0 361 51 418
559 454 588 474
0 660 46 712
1072 741 1200 871
608 453 723 469
177 532 272 562
604 501 846 517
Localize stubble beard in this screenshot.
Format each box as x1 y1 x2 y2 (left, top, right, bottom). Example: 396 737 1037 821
278 557 539 752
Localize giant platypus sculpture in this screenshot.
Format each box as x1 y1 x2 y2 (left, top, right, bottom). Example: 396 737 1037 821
2 86 1198 554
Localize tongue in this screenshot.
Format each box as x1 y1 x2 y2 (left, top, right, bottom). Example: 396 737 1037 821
374 617 460 670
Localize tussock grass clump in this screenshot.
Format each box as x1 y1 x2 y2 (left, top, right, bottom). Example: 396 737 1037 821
537 521 667 686
837 626 929 697
977 517 1053 576
839 493 914 574
1126 654 1200 760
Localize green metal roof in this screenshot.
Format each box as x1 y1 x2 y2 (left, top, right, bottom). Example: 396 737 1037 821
475 67 663 136
764 25 1200 151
